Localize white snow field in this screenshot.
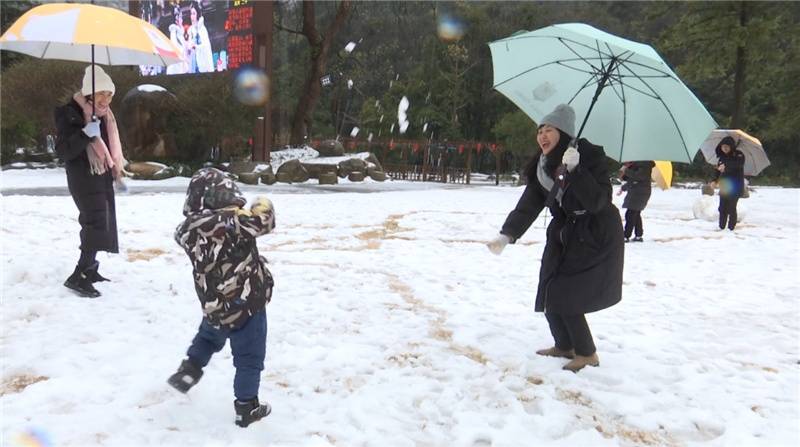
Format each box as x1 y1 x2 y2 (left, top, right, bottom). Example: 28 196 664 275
1 168 798 447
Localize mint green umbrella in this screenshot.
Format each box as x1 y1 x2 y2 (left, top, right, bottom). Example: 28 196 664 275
489 23 717 163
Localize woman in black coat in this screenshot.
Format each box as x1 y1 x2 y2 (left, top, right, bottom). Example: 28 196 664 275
713 136 745 231
487 104 624 372
618 161 655 242
54 66 124 298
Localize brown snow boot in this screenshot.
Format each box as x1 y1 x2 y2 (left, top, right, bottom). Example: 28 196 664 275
562 353 600 372
535 346 575 359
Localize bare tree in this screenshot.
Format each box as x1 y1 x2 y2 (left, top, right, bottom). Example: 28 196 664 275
279 0 352 145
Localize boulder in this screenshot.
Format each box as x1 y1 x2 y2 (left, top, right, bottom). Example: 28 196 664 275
228 159 261 175
259 166 276 185
276 159 309 183
338 158 368 178
316 139 345 157
301 163 338 179
365 152 383 172
367 167 387 182
238 172 260 185
348 171 366 182
275 172 293 183
318 172 338 185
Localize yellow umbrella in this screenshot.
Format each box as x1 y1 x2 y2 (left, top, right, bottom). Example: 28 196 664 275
0 3 182 66
652 160 672 190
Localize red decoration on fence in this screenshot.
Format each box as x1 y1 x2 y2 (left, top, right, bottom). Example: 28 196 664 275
412 143 420 153
389 140 395 150
458 144 464 154
476 143 483 153
490 143 497 152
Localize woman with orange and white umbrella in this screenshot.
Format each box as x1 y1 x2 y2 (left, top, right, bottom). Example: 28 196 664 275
54 66 126 298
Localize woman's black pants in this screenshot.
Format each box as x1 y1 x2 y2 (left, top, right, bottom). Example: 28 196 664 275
719 196 739 230
545 312 596 356
624 209 643 238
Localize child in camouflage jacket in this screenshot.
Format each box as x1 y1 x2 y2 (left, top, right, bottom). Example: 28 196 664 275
168 167 275 428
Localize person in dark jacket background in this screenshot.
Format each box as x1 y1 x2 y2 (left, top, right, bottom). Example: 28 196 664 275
54 66 126 298
168 168 276 428
617 161 655 242
712 136 745 231
486 104 624 372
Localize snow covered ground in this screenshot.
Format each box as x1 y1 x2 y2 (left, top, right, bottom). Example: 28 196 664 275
2 168 798 447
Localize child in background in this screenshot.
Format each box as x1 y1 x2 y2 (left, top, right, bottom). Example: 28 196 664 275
168 168 275 428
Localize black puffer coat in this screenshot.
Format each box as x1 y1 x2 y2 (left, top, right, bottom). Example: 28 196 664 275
501 139 624 315
621 161 655 211
714 144 746 199
54 99 118 253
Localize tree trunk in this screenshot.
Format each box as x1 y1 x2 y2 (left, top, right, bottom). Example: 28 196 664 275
730 1 748 128
289 1 352 145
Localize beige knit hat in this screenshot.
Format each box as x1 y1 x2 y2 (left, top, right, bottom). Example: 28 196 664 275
81 65 115 96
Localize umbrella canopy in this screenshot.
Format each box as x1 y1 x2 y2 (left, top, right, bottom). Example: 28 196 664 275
652 160 672 190
489 23 717 163
699 129 770 176
0 3 181 66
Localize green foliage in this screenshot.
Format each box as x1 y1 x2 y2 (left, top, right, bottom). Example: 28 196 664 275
492 110 536 161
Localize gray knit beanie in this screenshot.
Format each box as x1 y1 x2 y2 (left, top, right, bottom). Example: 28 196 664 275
540 104 575 138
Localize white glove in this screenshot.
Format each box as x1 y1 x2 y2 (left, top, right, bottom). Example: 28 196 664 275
82 120 101 139
487 234 511 255
562 146 580 172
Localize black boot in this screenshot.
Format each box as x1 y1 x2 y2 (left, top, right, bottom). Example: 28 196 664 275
84 261 110 283
234 398 272 428
167 359 204 393
64 266 101 298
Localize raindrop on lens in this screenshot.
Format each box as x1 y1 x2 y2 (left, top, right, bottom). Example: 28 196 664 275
233 67 270 106
437 16 466 42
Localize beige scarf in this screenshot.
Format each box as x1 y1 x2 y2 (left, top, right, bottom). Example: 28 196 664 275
73 92 127 178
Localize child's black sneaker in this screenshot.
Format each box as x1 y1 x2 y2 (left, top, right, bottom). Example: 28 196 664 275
167 359 203 393
234 398 272 427
632 236 644 242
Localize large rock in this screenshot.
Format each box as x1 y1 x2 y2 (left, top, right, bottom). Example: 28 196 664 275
338 158 368 178
259 166 276 185
301 163 338 179
316 139 345 157
367 167 387 182
238 172 260 185
365 153 383 172
348 171 366 182
275 172 293 183
318 172 338 185
276 159 310 183
229 160 261 175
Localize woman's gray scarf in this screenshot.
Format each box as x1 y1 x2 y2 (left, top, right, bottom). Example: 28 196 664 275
536 153 564 204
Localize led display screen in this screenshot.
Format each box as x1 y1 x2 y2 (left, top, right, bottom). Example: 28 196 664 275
138 0 254 76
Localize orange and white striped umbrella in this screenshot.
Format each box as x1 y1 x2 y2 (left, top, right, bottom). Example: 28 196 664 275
0 3 181 66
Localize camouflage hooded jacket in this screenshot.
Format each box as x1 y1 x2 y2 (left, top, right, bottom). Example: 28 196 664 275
175 168 275 329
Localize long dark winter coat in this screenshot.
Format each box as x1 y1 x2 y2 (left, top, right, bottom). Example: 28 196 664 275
54 99 118 253
501 139 624 315
175 169 275 330
714 145 746 199
621 161 655 211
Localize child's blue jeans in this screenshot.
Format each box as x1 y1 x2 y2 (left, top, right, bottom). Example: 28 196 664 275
186 309 267 401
